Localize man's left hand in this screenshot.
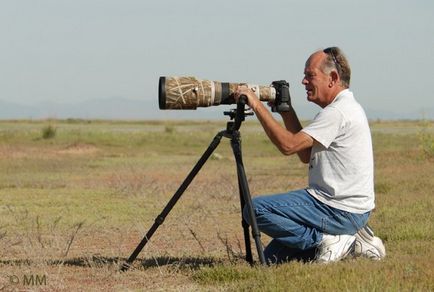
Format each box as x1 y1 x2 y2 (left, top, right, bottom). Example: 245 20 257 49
234 85 260 111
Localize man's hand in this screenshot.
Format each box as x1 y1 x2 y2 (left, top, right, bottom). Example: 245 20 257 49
234 85 261 111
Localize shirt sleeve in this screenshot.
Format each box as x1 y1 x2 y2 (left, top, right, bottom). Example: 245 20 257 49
301 107 344 148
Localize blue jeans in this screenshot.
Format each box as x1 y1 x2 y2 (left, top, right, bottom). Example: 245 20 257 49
243 189 370 263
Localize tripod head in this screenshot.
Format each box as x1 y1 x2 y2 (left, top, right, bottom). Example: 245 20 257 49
223 95 254 133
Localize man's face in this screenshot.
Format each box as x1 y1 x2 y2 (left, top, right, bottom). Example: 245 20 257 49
301 52 331 108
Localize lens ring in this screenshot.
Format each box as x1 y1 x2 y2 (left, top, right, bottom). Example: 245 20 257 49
158 76 166 109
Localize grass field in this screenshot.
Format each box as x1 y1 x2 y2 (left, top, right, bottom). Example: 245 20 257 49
0 119 433 291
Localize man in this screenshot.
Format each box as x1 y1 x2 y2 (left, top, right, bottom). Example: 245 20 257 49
234 47 385 264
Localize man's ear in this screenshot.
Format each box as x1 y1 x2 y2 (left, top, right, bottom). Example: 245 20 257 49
330 70 340 86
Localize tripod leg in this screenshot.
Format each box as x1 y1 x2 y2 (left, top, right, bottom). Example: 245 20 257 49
120 132 224 271
231 133 266 265
237 177 253 264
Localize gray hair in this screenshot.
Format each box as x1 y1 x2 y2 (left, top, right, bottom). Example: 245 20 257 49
322 47 351 88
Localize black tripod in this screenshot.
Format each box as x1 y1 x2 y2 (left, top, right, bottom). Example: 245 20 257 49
120 97 266 271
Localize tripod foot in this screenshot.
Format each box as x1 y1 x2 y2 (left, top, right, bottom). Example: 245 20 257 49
119 262 132 272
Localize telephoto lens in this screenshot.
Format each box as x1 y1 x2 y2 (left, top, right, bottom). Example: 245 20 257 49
159 76 276 110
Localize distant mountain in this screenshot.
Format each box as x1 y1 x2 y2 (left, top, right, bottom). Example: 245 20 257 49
365 107 433 120
0 98 248 120
0 98 159 120
0 98 432 120
0 100 39 119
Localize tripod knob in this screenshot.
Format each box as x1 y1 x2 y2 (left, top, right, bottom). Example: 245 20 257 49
223 110 237 120
226 121 235 132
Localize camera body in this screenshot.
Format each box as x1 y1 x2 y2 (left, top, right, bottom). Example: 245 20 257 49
270 80 291 112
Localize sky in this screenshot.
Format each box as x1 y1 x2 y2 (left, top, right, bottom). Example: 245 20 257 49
0 0 433 120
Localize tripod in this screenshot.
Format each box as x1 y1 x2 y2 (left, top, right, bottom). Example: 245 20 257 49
120 97 266 271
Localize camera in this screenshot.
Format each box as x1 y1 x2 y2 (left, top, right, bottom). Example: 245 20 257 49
159 76 291 112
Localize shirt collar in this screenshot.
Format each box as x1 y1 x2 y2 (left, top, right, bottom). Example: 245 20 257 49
330 89 351 105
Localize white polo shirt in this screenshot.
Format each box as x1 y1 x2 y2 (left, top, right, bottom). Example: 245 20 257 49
301 89 375 214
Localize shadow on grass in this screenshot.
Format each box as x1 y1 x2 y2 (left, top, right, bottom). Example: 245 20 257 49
137 256 222 269
0 256 119 268
0 255 223 270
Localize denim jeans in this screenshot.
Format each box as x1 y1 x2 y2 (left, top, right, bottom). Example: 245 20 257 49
243 189 370 263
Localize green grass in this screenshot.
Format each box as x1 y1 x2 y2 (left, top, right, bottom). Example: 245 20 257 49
194 259 433 291
0 119 433 291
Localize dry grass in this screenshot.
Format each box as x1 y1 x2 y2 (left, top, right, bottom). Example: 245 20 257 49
0 119 433 291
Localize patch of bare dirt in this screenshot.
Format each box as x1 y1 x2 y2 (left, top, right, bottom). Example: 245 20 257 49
0 145 27 159
58 143 99 155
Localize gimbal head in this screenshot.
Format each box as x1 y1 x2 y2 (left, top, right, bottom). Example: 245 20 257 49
223 95 254 133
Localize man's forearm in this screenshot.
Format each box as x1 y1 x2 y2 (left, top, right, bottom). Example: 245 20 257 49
251 102 312 163
280 107 303 133
279 107 312 163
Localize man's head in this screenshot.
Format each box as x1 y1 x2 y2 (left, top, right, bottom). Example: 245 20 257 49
302 47 351 108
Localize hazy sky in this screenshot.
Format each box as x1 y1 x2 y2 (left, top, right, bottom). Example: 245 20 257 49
1 0 433 119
